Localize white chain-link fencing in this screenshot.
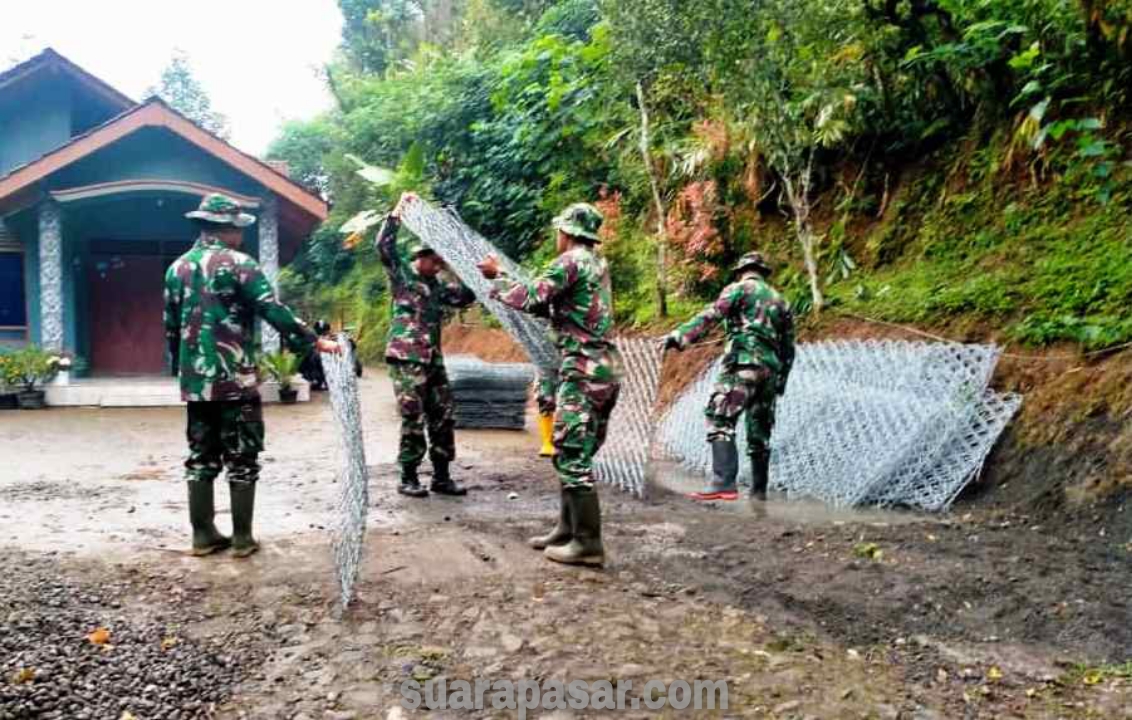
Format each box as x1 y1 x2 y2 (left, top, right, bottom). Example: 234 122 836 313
658 340 1021 511
594 337 665 497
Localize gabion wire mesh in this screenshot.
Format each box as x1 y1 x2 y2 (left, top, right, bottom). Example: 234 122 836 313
322 336 370 608
399 200 559 371
446 355 535 430
658 340 1021 512
593 337 665 497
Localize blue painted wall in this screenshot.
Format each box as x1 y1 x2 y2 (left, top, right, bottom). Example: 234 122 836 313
0 79 72 176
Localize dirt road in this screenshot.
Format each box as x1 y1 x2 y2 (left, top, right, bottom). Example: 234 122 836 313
1 371 1128 719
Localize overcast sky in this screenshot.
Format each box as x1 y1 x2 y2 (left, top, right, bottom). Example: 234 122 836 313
2 0 344 155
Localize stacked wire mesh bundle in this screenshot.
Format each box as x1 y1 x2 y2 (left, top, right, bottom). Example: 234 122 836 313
658 340 1021 512
446 354 536 430
399 199 559 372
322 336 370 608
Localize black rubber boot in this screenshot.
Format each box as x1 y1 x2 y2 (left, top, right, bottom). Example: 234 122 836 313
687 440 739 501
544 486 604 567
429 459 467 496
188 481 230 556
229 482 259 558
398 465 429 498
528 488 571 550
750 447 770 501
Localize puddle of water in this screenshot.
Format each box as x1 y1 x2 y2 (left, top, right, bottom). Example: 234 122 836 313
650 458 928 527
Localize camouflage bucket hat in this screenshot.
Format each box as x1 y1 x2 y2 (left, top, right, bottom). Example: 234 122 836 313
733 251 773 276
185 193 256 227
552 203 604 243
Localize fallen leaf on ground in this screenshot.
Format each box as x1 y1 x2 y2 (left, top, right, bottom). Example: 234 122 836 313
853 542 883 560
987 666 1003 682
120 712 138 720
11 667 35 684
87 628 111 646
161 636 180 651
1082 669 1105 686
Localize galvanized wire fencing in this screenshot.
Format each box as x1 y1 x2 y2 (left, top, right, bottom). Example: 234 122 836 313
399 200 559 372
594 337 665 497
447 355 536 430
322 336 369 608
658 340 1021 511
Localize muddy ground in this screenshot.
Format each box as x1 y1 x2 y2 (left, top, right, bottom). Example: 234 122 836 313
1 370 1129 719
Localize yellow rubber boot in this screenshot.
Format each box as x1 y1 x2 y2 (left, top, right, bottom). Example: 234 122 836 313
538 414 556 457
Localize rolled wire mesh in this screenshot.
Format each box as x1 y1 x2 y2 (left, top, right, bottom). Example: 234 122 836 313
322 335 370 608
399 200 559 371
593 337 665 497
658 340 1021 511
446 355 535 430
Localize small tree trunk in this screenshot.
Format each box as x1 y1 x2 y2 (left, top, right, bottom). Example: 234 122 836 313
782 172 824 313
636 81 668 318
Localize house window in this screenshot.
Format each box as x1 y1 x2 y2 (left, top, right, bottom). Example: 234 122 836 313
0 251 27 330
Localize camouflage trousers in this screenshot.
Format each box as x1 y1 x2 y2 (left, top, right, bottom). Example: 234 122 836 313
535 369 559 415
705 365 778 452
185 398 265 484
553 377 621 489
388 360 456 469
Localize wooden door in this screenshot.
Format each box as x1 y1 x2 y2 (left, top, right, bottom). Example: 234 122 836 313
88 254 167 375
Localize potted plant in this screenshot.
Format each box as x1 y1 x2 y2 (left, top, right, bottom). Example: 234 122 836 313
0 351 17 410
261 350 301 404
7 346 59 409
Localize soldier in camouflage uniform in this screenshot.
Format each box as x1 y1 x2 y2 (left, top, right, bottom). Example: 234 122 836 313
665 252 794 502
478 203 621 567
164 194 339 557
374 194 477 498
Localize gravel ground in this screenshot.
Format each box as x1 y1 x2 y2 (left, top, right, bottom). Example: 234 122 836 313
0 552 268 720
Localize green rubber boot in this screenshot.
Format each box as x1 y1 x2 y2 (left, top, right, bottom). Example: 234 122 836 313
229 482 260 558
750 447 770 501
528 488 571 550
188 481 231 556
429 459 467 496
398 465 429 498
544 486 604 567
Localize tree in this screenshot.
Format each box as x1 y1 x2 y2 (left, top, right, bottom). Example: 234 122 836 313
148 51 231 139
267 118 339 198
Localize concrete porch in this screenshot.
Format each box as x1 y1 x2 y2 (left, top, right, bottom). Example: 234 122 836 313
44 375 310 407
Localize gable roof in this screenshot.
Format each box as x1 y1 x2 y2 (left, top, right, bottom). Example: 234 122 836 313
0 97 328 222
0 48 134 112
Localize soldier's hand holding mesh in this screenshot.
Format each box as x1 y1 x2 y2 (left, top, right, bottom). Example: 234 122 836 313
477 255 501 280
316 337 342 355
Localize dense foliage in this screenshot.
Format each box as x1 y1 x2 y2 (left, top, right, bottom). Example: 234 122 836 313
269 0 1130 359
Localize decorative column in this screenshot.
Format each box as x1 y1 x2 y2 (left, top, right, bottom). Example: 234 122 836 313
38 200 64 351
258 193 281 354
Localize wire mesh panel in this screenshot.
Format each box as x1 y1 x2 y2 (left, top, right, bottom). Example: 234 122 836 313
323 336 370 608
658 340 1021 511
594 337 665 497
446 355 536 430
399 200 559 371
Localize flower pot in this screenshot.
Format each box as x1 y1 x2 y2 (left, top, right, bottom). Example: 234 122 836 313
17 389 46 410
279 387 299 404
0 393 18 410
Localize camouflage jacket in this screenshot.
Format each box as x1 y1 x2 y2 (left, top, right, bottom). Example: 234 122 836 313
164 233 316 402
376 216 476 365
490 246 622 383
671 272 795 377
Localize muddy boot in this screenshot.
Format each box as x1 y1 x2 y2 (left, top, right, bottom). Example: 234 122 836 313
229 482 259 558
188 481 230 556
687 440 739 501
528 488 571 550
749 447 770 501
429 459 467 497
398 465 429 498
544 486 604 567
538 414 556 458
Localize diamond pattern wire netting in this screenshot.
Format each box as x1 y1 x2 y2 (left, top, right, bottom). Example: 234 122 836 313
446 354 536 430
397 199 664 497
323 336 370 608
399 200 559 372
594 337 665 497
658 340 1021 512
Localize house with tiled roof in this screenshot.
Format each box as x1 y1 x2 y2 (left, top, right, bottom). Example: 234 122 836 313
0 49 327 392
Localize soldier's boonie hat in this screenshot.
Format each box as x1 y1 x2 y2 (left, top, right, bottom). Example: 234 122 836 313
733 251 773 276
408 242 437 259
185 193 256 227
552 203 604 243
